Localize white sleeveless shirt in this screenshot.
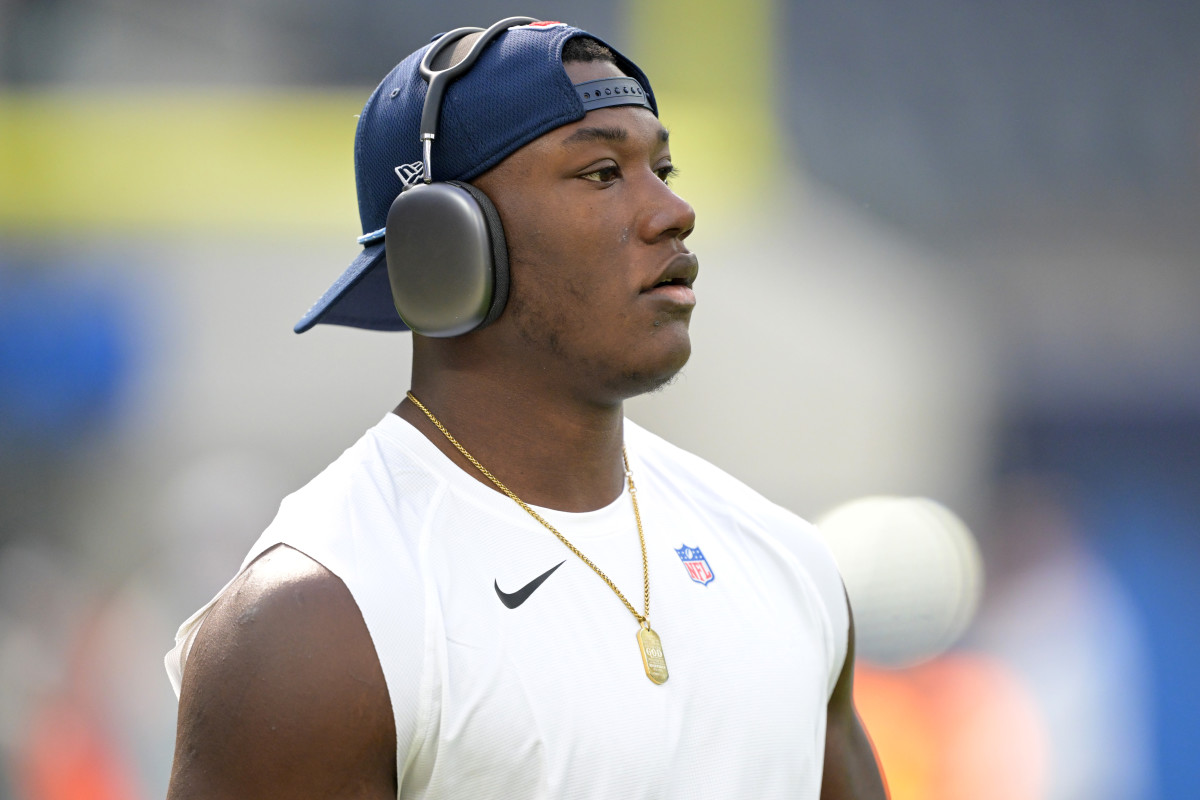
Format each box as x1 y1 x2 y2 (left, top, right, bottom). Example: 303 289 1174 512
167 414 848 799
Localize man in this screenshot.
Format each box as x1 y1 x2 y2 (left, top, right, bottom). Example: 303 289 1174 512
165 18 887 799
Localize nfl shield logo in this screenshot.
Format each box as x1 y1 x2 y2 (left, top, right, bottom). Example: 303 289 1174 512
675 545 715 586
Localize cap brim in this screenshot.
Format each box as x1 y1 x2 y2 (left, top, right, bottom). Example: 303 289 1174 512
293 243 411 333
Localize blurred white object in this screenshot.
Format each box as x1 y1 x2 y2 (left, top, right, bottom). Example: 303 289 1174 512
815 496 983 667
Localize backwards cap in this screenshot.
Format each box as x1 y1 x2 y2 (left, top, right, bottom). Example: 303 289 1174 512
294 20 658 334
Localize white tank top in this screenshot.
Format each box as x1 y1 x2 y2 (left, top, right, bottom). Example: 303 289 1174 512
167 414 848 799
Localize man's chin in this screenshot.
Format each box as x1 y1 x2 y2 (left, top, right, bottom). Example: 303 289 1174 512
616 342 691 399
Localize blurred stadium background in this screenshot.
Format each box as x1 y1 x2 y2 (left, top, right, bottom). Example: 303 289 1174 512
1 0 1198 797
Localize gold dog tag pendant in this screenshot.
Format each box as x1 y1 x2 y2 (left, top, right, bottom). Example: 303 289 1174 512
637 625 669 684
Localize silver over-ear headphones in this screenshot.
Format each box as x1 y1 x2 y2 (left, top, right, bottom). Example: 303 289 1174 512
384 16 537 337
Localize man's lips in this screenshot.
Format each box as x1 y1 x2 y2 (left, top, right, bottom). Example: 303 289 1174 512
643 253 699 297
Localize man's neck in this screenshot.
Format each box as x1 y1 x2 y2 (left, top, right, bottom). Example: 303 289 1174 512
395 372 628 513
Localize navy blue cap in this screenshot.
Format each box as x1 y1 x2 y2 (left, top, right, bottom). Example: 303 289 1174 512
294 20 658 334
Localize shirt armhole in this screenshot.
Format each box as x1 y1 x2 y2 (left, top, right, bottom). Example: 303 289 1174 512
827 580 850 700
163 536 296 696
782 520 850 701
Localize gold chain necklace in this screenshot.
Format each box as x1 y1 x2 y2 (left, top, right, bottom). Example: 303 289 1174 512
406 390 668 684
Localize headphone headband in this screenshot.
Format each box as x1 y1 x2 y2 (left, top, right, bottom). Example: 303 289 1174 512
416 16 539 183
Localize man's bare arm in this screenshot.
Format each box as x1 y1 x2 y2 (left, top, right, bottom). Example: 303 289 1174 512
167 545 397 799
821 604 889 800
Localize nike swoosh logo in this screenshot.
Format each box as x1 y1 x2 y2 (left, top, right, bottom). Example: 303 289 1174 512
495 561 566 609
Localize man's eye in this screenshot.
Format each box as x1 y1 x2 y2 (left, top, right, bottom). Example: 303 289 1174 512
656 164 679 184
581 165 620 183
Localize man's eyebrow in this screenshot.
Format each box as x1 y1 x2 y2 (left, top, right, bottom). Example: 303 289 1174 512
559 126 670 148
561 126 628 147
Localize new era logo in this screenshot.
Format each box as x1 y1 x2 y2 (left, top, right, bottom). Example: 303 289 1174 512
395 161 425 190
508 21 566 31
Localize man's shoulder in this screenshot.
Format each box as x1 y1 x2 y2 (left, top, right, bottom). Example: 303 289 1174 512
277 412 448 526
301 412 431 489
624 418 731 479
625 419 796 523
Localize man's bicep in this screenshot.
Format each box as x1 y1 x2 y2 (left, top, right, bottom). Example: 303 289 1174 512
821 703 889 800
167 546 396 799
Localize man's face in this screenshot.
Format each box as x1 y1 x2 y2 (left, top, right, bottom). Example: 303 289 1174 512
472 59 697 405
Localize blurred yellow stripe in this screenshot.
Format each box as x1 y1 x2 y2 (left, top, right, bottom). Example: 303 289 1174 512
0 91 363 235
0 0 786 237
627 0 785 216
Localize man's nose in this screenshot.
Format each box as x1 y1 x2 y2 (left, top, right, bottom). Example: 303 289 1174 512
642 175 696 243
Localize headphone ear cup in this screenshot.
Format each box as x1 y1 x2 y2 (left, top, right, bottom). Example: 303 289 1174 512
385 180 508 337
446 180 509 330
